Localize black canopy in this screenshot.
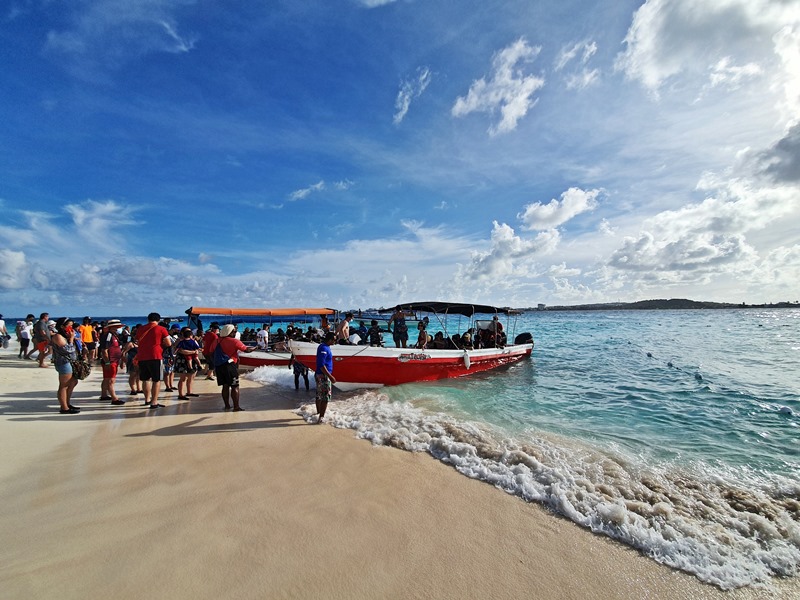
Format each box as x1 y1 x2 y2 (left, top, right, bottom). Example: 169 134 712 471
379 302 519 317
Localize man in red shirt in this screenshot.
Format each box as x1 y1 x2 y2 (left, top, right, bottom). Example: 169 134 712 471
136 312 172 410
214 324 257 411
201 323 220 380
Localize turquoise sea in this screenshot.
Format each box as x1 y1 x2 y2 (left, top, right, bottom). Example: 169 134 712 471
251 308 799 590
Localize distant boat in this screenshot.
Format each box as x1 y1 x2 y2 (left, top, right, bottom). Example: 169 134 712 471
289 302 534 391
183 306 336 368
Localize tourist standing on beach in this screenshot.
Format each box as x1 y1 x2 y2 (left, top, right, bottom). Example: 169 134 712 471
33 313 51 367
99 319 124 405
123 326 141 396
174 327 201 400
77 317 93 359
202 323 219 380
19 314 35 359
136 312 172 410
162 323 180 393
213 324 257 411
50 317 80 414
314 332 337 423
0 314 8 351
288 353 310 390
387 305 409 348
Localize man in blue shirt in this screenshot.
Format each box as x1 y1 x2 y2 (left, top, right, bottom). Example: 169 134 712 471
315 332 337 423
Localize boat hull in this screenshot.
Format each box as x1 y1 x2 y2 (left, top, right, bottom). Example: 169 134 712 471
288 340 533 390
239 350 292 368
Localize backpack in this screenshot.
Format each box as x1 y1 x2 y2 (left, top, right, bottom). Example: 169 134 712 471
213 339 231 367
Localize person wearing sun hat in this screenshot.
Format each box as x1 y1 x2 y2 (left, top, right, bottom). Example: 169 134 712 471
213 323 257 411
99 319 125 404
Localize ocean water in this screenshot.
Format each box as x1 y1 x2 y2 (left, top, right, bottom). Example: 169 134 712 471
250 308 800 590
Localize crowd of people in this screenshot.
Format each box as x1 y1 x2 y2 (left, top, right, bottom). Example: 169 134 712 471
2 309 510 422
3 312 265 415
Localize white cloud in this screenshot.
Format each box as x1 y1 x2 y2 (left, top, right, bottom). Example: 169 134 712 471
289 180 325 201
555 40 599 90
757 123 800 183
0 249 29 290
452 38 545 136
64 199 139 244
459 222 560 281
518 187 601 230
614 0 800 97
555 40 597 71
707 56 762 90
358 0 397 7
43 0 197 79
334 179 354 190
394 67 432 125
607 173 798 287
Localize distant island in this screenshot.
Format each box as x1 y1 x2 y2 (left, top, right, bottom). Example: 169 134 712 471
526 299 800 311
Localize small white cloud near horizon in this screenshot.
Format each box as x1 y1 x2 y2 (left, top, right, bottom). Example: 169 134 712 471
394 66 432 125
518 187 601 230
452 37 545 136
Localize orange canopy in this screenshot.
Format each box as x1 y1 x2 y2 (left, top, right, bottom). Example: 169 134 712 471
186 307 335 317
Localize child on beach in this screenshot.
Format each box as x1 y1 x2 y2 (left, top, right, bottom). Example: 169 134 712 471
288 353 310 391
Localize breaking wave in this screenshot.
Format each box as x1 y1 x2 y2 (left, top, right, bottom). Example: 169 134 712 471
296 392 800 590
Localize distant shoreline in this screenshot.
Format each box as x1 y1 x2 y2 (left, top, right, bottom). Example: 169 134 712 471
525 299 800 311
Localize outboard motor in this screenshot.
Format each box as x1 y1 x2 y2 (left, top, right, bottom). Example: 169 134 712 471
514 332 534 345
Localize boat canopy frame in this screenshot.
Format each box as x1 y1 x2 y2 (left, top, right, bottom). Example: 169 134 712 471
184 307 337 329
376 301 523 341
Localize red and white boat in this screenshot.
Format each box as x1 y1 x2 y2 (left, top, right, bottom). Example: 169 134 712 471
289 302 534 391
184 306 336 368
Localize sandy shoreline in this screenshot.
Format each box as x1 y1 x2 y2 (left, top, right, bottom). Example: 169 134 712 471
0 351 797 599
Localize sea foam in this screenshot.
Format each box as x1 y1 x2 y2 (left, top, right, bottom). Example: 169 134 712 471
294 391 800 590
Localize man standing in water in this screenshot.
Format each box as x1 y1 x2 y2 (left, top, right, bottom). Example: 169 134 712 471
314 331 337 423
136 312 172 410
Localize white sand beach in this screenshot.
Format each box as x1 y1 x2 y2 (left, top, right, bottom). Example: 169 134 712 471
0 350 797 600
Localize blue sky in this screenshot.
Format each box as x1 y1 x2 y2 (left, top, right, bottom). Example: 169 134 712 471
1 0 799 317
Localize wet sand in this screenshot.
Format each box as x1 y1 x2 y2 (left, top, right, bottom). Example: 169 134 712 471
0 352 797 599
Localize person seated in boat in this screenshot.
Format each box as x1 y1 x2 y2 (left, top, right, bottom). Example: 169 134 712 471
461 332 474 350
356 321 368 344
429 331 447 349
477 324 495 348
273 328 288 351
336 312 355 345
447 334 461 349
366 320 383 346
